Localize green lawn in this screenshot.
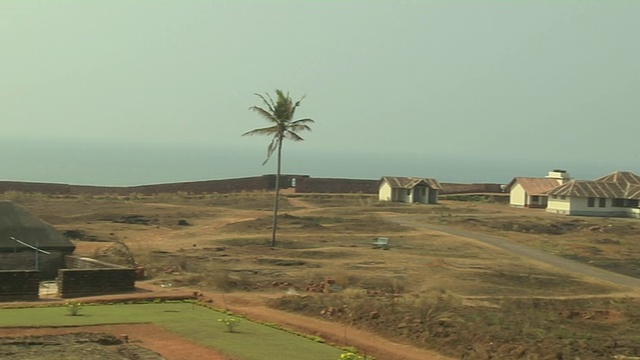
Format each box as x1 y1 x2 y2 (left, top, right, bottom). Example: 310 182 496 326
0 302 344 360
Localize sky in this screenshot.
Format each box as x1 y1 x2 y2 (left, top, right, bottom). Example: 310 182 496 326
2 1 639 186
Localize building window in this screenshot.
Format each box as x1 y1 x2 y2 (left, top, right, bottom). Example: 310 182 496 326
407 189 411 196
587 197 595 207
612 198 625 207
531 196 539 203
552 195 558 199
560 196 566 200
598 198 606 208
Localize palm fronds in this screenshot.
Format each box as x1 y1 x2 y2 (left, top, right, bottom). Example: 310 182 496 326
244 90 313 165
243 89 314 247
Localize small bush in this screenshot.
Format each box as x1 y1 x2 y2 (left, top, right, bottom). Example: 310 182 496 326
66 301 82 316
339 352 364 360
218 317 241 333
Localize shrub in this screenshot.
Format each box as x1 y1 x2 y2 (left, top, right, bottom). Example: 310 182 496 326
218 317 241 333
66 301 82 316
339 352 364 360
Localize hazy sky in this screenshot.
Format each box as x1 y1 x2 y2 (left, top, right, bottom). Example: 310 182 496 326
2 1 639 185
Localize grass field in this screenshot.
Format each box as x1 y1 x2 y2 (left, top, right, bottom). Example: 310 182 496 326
0 302 344 360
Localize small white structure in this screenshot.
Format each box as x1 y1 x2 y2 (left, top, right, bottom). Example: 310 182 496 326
507 170 571 208
546 171 640 218
372 237 390 249
378 177 441 204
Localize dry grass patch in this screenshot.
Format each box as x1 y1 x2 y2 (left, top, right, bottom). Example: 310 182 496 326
269 291 640 359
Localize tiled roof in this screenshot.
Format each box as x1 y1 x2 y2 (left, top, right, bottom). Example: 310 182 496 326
628 185 640 199
547 180 640 200
595 171 640 185
381 177 442 190
508 177 561 196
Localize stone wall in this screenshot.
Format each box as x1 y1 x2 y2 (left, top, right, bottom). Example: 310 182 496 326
0 181 73 195
0 251 65 280
0 175 306 195
58 256 135 298
440 183 504 194
295 177 378 194
1 176 504 196
128 176 274 195
0 270 39 301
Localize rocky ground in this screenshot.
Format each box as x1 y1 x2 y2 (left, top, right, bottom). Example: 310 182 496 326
0 323 230 360
0 332 163 360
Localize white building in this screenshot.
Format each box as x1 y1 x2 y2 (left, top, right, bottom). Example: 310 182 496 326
546 171 640 218
378 177 441 204
507 170 571 208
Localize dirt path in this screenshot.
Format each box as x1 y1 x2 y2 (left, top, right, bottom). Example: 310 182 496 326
285 196 322 216
387 215 640 290
286 196 314 209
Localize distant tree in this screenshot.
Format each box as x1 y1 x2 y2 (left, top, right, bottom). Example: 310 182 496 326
243 90 314 247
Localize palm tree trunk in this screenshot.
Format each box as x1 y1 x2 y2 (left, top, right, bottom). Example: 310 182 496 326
270 136 284 247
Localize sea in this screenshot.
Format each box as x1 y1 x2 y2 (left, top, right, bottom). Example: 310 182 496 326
0 139 633 187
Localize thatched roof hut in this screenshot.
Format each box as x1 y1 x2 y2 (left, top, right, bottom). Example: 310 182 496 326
0 201 74 253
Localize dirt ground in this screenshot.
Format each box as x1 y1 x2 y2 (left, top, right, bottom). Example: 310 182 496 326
0 283 449 360
6 193 640 359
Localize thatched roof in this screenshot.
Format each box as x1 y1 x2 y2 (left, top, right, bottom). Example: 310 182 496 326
0 201 75 252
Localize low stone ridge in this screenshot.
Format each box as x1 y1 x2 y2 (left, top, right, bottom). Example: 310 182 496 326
0 175 504 196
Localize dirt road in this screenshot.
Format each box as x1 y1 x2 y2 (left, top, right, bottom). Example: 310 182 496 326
387 215 640 290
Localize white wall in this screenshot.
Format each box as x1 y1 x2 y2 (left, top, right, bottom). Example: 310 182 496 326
546 196 571 214
509 183 527 207
411 186 429 204
396 188 409 203
570 197 622 216
379 183 437 204
378 182 392 201
571 197 594 214
428 188 439 204
548 196 639 217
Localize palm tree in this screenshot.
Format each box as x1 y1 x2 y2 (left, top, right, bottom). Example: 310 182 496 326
243 90 314 247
